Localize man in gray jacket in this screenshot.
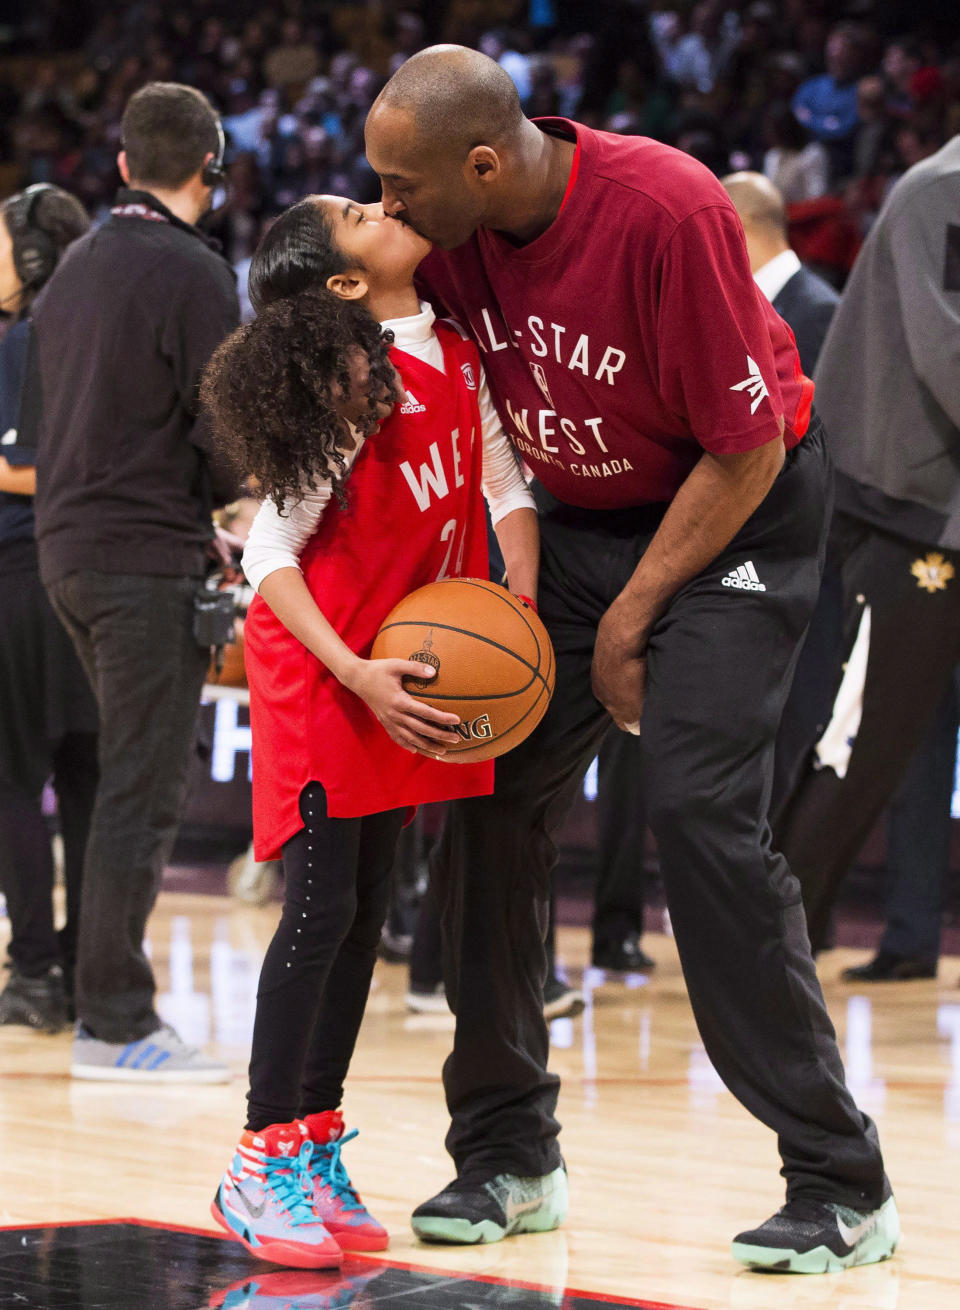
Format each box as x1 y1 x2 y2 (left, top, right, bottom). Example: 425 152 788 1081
774 135 960 956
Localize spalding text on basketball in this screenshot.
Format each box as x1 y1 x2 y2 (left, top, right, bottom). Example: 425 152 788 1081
454 714 494 742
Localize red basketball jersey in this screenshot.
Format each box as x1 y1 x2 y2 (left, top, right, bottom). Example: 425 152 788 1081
245 324 494 859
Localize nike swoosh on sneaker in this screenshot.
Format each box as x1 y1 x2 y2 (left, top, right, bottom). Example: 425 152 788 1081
235 1187 267 1220
503 1195 545 1222
836 1213 877 1247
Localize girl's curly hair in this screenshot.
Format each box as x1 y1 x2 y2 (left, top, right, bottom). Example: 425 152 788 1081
202 194 399 510
201 288 396 511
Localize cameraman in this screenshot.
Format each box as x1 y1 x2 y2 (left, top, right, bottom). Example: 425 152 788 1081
30 83 239 1081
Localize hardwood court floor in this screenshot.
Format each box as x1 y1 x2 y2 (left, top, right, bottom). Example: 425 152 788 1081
1 891 959 1310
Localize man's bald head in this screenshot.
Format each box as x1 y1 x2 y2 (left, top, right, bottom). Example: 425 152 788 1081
721 171 787 238
720 171 789 273
374 45 524 159
366 44 535 248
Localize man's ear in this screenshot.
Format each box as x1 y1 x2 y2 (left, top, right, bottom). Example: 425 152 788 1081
467 145 501 181
117 150 130 184
326 271 369 301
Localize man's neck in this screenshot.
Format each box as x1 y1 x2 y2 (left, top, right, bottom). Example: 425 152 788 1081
750 239 790 275
128 182 201 227
486 123 576 245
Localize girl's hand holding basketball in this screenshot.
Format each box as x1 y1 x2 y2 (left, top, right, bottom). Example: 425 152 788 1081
344 659 462 755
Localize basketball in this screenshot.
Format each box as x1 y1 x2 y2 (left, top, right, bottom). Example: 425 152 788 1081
370 578 555 761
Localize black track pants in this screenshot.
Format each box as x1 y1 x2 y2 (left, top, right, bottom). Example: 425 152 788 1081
775 511 960 953
431 422 887 1207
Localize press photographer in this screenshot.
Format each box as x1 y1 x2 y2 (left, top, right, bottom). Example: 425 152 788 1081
28 82 240 1081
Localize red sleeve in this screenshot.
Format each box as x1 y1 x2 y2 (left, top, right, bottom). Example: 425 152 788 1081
654 204 787 454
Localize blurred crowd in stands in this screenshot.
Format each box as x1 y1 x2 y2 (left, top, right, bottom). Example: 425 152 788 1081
2 0 959 287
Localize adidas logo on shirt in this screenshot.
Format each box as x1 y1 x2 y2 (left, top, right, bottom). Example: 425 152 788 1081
722 560 766 592
400 390 426 414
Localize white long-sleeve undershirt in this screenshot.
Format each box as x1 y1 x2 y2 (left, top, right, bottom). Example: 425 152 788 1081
242 300 533 593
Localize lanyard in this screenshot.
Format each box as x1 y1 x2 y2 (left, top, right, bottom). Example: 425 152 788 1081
110 203 169 222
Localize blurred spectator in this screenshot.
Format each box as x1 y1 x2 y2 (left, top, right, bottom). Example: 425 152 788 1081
479 28 534 105
883 37 923 120
852 76 894 181
793 22 870 180
651 2 740 96
762 104 829 202
263 18 319 93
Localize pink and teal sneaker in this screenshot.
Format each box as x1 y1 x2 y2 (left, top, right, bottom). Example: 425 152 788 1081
301 1111 389 1251
212 1119 343 1269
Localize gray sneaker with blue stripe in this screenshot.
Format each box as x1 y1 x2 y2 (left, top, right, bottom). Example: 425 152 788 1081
70 1022 230 1083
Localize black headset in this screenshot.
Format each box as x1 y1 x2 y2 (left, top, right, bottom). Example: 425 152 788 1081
201 117 227 189
7 183 58 290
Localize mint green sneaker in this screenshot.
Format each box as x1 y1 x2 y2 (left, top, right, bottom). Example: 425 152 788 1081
731 1193 900 1273
411 1165 568 1245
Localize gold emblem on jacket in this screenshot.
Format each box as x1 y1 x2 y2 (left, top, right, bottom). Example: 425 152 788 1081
911 552 955 593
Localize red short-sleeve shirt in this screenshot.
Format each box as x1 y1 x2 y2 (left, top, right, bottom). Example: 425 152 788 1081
419 118 813 510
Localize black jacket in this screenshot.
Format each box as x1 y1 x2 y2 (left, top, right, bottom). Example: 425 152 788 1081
30 189 239 585
772 264 840 379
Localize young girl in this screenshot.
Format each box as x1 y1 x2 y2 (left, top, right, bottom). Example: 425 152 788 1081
201 195 538 1270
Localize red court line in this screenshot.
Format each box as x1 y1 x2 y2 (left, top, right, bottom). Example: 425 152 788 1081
0 1217 705 1310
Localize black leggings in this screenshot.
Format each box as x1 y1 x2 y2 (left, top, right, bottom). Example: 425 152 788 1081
246 782 404 1131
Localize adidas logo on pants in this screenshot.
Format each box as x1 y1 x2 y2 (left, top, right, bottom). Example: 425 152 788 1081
723 560 767 592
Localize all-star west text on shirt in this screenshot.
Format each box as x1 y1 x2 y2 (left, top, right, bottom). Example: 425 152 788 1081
419 118 813 510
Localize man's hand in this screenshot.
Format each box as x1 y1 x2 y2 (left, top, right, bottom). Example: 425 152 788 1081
589 435 788 732
206 523 245 580
344 659 463 755
591 597 649 732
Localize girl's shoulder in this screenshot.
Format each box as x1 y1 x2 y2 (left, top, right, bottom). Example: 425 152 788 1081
433 315 481 369
434 314 470 342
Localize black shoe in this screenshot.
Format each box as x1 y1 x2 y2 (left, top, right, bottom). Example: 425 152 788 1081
841 951 937 982
543 973 584 1020
731 1192 900 1272
411 1165 568 1244
378 925 412 964
591 932 655 973
405 981 450 1013
0 964 70 1033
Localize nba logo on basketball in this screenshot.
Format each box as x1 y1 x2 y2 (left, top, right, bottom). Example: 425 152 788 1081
460 362 477 390
530 362 553 407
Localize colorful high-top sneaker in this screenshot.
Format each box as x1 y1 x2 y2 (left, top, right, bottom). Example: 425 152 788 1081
301 1111 389 1251
212 1119 343 1268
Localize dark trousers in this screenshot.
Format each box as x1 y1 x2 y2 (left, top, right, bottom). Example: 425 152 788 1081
46 570 209 1042
247 782 404 1131
594 729 646 944
545 728 647 972
410 871 444 990
774 514 960 954
881 676 958 960
431 423 886 1206
0 732 97 978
